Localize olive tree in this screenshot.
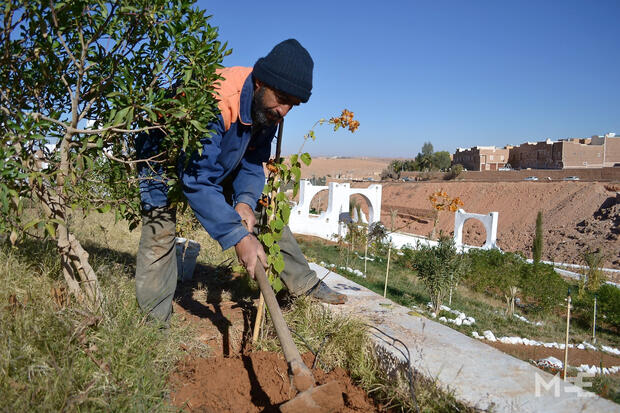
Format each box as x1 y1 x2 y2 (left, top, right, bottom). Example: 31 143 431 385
412 236 467 315
0 0 228 308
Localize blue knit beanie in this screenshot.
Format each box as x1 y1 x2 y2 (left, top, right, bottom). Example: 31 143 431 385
253 39 313 103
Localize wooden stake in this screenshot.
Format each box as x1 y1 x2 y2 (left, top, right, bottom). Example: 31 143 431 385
252 293 265 343
563 292 571 381
364 238 368 275
593 295 597 344
383 245 391 298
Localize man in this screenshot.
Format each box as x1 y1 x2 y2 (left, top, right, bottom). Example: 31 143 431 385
135 39 346 323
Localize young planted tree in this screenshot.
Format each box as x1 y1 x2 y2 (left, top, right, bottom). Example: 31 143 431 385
532 211 543 265
252 110 359 338
412 236 466 315
582 248 606 293
0 0 228 307
383 208 398 298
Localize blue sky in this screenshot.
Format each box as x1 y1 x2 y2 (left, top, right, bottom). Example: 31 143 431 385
197 0 620 158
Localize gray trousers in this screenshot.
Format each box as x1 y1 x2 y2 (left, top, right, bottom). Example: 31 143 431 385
135 207 318 322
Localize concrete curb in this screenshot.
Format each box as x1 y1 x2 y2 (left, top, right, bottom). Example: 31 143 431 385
312 263 620 412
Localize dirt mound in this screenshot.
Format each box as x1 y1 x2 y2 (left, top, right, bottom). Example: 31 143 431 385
366 181 620 270
300 157 391 180
169 272 380 413
169 351 379 412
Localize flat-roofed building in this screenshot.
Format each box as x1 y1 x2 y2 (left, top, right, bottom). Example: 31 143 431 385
453 146 510 171
509 133 619 169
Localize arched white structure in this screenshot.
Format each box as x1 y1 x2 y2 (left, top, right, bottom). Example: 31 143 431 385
289 182 499 253
453 209 499 250
289 181 382 240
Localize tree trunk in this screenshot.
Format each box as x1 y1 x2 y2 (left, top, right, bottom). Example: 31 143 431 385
34 183 103 310
433 296 441 316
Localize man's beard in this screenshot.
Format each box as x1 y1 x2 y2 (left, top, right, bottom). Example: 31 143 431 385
251 88 280 129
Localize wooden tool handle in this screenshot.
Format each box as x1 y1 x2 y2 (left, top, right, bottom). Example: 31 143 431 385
253 262 314 390
253 263 303 363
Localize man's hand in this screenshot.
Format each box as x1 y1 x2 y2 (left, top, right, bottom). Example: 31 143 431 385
235 202 256 233
235 233 267 279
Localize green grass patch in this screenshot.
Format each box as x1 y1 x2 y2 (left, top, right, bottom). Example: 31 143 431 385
297 237 620 349
0 214 211 411
257 296 475 412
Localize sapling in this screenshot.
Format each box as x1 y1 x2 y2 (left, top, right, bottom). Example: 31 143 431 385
532 211 543 265
412 236 465 316
383 209 398 298
252 110 359 339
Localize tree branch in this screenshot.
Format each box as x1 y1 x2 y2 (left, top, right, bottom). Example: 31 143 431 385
85 1 120 49
69 123 163 135
103 150 165 165
49 0 79 71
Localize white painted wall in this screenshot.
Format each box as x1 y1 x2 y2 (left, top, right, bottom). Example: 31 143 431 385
289 181 382 240
288 181 499 252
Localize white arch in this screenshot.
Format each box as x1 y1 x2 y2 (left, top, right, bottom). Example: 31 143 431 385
453 209 499 250
289 181 382 240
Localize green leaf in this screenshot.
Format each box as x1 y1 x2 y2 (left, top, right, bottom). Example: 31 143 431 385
261 232 274 247
97 204 111 214
44 223 56 238
271 276 283 292
291 165 301 182
114 106 131 125
182 129 189 150
23 219 42 231
273 218 284 231
183 69 193 83
289 154 298 165
300 152 311 166
190 119 208 133
269 244 280 255
280 203 291 223
273 253 285 274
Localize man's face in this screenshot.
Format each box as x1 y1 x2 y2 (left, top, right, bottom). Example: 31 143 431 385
252 80 301 129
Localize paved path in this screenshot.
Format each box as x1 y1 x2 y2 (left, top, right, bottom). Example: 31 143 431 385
312 263 620 412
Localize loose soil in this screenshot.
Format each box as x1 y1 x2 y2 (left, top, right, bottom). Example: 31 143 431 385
169 352 376 412
167 267 380 412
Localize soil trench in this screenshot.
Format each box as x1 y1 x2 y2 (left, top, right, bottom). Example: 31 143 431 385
168 272 381 412
169 351 378 412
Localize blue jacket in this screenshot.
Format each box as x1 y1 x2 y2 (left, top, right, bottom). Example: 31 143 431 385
137 67 277 250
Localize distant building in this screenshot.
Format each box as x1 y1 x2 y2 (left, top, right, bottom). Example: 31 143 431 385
509 133 620 169
452 146 510 171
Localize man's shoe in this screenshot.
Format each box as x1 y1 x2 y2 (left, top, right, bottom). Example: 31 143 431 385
305 281 347 305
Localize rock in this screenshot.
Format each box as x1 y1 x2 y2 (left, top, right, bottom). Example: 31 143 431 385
483 330 496 342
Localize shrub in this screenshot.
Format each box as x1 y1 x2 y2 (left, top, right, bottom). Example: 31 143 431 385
397 245 416 270
444 164 464 180
367 222 389 256
463 248 522 315
582 248 606 292
411 237 467 314
518 264 567 315
463 249 520 292
597 284 620 329
464 248 568 316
